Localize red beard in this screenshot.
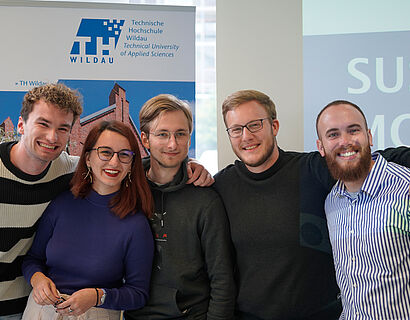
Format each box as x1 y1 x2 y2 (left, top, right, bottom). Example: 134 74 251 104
324 144 372 182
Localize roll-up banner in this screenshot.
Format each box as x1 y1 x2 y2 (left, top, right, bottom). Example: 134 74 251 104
0 0 195 157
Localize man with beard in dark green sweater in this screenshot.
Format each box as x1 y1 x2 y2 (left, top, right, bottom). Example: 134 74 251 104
214 89 410 320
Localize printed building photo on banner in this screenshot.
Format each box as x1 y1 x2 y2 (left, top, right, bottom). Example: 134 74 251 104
67 83 146 156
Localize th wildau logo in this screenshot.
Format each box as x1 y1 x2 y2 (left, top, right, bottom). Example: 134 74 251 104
70 18 125 64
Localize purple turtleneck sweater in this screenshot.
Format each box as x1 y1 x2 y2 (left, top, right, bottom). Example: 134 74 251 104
22 190 154 310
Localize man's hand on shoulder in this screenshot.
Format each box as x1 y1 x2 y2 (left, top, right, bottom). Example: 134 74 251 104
186 159 214 187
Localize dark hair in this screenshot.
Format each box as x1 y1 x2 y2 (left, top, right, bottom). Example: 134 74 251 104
70 120 153 219
316 100 368 137
21 83 83 126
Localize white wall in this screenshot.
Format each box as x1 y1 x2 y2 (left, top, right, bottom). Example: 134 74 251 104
216 0 303 170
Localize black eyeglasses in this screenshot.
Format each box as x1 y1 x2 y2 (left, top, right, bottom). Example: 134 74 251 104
226 118 272 138
89 146 135 164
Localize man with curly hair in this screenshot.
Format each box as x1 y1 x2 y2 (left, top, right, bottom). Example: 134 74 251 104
0 83 82 319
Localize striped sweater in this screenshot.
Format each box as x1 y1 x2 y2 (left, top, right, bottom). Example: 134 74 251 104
0 141 78 316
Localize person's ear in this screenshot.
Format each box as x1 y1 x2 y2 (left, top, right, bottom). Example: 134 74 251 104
271 119 279 136
316 139 325 157
17 116 25 135
141 132 150 150
367 129 373 147
85 152 91 167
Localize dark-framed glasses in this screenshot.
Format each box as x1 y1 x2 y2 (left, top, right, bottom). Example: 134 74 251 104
89 146 135 164
150 130 190 143
226 118 272 138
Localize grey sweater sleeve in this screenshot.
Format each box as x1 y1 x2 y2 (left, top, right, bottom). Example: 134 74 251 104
200 194 236 320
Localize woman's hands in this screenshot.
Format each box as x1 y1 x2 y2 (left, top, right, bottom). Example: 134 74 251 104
30 272 101 316
55 288 100 316
30 272 59 305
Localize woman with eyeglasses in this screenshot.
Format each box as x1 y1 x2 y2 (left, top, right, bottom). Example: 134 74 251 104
21 120 154 319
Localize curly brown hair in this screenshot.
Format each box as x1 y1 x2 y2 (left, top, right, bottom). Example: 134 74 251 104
21 83 83 125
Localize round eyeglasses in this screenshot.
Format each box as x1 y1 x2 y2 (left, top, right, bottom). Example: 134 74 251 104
226 118 272 138
89 146 135 164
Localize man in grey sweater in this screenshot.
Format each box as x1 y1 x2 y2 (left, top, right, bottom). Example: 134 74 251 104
125 94 235 320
